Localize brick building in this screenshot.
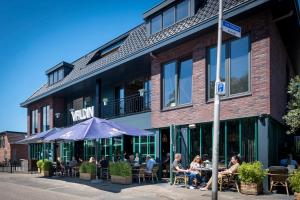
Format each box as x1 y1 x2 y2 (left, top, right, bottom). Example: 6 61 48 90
0 131 28 163
20 0 300 169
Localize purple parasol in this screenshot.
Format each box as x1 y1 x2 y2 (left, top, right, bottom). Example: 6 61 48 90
16 128 61 144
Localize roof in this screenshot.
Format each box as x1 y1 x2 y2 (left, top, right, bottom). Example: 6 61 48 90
21 0 269 107
0 131 27 144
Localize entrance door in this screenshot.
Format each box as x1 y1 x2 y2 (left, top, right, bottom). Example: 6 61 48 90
74 141 84 161
123 135 133 159
161 129 170 178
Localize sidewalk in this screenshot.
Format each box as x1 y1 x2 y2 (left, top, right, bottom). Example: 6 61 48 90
0 173 294 200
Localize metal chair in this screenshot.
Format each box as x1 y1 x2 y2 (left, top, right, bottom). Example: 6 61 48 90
218 173 240 192
145 165 159 183
173 171 188 187
132 165 146 184
269 166 289 196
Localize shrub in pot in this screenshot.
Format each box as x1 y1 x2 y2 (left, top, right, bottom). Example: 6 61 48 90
36 160 43 173
41 160 52 177
79 162 96 180
238 161 267 195
289 170 300 200
109 161 132 184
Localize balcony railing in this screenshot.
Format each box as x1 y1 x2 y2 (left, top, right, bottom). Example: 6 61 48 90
100 91 151 119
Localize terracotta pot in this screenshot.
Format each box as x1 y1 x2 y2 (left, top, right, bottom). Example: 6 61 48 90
295 192 300 200
79 173 96 180
41 170 50 177
111 175 132 185
240 182 263 195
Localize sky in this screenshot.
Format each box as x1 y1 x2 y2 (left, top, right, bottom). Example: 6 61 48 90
0 0 161 133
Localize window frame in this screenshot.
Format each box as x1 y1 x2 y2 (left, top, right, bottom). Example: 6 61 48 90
207 35 251 101
161 57 193 110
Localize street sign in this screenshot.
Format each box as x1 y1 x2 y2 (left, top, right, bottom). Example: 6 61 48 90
222 20 241 38
216 82 226 95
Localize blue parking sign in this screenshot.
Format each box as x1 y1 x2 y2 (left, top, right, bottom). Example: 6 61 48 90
216 82 226 95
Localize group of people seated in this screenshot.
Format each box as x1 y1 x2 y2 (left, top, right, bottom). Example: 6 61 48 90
172 153 240 190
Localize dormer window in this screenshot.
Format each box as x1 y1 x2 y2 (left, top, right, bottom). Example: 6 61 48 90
147 0 191 35
46 61 74 85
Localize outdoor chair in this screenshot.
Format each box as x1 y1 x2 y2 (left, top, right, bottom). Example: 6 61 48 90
132 165 146 184
145 165 159 183
173 171 188 187
218 173 240 192
101 168 110 180
269 166 289 195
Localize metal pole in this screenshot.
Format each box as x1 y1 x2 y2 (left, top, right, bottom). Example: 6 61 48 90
212 0 223 199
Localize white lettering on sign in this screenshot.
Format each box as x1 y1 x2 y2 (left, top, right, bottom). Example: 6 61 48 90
71 106 94 122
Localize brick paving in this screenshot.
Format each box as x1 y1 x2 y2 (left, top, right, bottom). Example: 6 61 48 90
0 173 294 200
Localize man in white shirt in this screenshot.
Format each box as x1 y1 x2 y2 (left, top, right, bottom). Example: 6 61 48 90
146 155 156 173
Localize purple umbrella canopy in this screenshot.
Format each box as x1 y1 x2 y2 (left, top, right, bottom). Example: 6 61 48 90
16 128 61 144
44 117 153 142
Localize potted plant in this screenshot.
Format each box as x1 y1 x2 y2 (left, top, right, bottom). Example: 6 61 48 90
79 162 96 180
289 170 300 200
41 160 52 177
238 161 267 195
36 160 43 173
109 161 132 184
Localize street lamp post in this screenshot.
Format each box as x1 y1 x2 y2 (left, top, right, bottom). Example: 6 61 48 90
212 0 223 200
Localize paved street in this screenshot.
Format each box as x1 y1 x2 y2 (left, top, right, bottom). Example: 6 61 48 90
0 172 294 200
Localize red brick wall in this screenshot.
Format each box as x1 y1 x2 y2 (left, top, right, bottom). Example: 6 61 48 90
0 135 10 162
27 96 64 135
10 144 28 160
151 10 274 128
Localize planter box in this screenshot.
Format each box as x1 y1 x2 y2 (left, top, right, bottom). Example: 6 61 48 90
41 170 50 177
295 192 300 200
240 182 263 195
80 173 96 180
111 175 132 185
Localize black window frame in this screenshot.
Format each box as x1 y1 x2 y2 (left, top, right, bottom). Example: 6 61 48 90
162 57 193 109
207 35 251 101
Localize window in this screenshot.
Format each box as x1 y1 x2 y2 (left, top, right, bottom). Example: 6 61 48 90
176 0 189 21
42 105 50 132
207 35 250 99
163 7 175 29
133 135 156 163
162 58 193 108
151 14 162 34
83 97 92 108
150 0 190 35
58 68 64 81
31 109 38 134
0 135 5 148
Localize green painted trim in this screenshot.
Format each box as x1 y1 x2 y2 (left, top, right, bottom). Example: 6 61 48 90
200 124 202 157
187 127 191 162
255 118 258 160
170 125 174 184
239 119 242 155
224 121 228 167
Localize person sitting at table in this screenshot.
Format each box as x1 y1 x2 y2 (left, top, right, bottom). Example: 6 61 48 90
134 153 140 164
172 153 198 190
89 156 96 164
128 155 135 165
280 154 298 169
56 157 65 175
200 155 240 191
146 155 156 173
69 156 77 167
99 156 108 168
189 155 205 185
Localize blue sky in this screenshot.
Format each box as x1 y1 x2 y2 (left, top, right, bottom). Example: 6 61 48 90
0 0 161 132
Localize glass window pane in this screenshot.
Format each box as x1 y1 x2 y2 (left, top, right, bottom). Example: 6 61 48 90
242 118 255 162
190 126 200 159
219 123 225 166
163 7 175 28
163 61 176 107
227 120 240 165
179 59 192 104
202 124 212 161
58 69 64 80
176 0 189 22
151 14 162 34
53 71 58 83
209 45 226 99
230 36 249 94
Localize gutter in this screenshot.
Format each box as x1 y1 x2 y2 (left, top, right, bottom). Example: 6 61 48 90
20 0 270 107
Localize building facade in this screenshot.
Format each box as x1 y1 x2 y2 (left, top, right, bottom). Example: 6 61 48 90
0 131 28 163
21 0 300 169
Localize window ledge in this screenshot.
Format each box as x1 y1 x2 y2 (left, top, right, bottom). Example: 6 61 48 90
206 92 252 104
161 103 193 112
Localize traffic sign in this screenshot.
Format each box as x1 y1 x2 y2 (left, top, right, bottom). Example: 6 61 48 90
216 82 226 95
222 20 241 38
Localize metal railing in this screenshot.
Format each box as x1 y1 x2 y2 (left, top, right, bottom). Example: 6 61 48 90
101 91 151 118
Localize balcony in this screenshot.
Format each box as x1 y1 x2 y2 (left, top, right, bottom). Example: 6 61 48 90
100 91 151 119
